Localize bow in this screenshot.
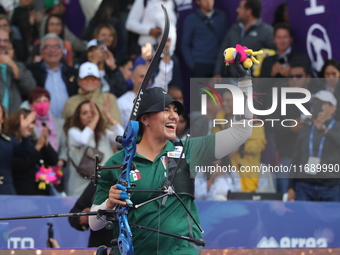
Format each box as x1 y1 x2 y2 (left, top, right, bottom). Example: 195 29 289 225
114 5 170 254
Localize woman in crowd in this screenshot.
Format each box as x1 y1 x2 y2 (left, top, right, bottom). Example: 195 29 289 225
0 104 36 194
7 108 59 195
67 99 124 197
85 38 127 98
29 14 73 66
319 59 340 120
93 23 118 59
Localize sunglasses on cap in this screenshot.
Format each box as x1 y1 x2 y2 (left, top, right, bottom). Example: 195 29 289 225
81 76 100 82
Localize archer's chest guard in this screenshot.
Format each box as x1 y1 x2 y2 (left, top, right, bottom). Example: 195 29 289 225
165 141 195 199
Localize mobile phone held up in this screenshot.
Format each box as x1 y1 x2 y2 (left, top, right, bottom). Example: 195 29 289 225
47 222 54 247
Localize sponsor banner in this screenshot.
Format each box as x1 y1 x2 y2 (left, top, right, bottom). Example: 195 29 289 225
197 200 340 248
287 0 340 74
1 196 340 249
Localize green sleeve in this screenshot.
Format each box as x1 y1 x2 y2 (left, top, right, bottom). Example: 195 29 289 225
184 134 216 175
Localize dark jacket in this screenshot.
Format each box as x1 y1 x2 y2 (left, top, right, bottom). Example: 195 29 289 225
69 182 113 247
12 139 59 195
27 61 78 97
260 51 312 78
0 134 34 194
181 8 228 67
289 120 340 189
214 19 275 78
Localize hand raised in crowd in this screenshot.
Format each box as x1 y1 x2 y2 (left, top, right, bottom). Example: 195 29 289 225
290 117 306 133
88 98 100 131
88 47 104 66
149 27 162 38
103 49 116 70
313 111 327 130
271 62 290 77
278 63 290 77
35 125 50 151
0 53 19 79
102 94 117 126
19 111 36 137
141 42 153 61
287 188 295 201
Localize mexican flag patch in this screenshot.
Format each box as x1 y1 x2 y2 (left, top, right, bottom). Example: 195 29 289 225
130 170 142 182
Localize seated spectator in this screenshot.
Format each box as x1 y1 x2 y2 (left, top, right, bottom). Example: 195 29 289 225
213 0 275 80
40 0 87 53
27 33 78 118
29 14 73 66
117 64 148 128
68 182 113 247
85 39 128 98
319 59 340 120
288 90 340 202
11 0 41 62
80 0 123 60
7 108 59 195
0 104 35 194
21 87 68 190
260 23 312 79
175 110 189 141
0 29 36 114
66 99 123 196
168 85 184 104
93 23 118 61
62 61 121 133
117 57 133 90
130 38 174 92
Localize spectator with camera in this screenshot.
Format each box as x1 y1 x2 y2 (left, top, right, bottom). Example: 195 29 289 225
259 23 312 79
288 90 340 202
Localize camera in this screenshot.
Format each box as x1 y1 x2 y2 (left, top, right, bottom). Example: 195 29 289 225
278 57 286 64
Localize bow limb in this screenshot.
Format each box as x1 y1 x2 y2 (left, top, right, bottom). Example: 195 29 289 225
116 5 170 255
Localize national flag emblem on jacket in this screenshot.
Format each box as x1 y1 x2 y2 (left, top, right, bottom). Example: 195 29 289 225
130 170 141 182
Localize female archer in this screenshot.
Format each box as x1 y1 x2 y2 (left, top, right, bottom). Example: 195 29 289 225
89 54 253 254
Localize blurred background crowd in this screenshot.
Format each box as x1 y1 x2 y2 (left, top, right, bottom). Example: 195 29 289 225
0 0 340 215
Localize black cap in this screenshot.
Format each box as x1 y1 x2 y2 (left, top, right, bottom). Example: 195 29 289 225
137 87 184 119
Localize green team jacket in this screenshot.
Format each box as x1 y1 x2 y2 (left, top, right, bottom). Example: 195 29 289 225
93 135 216 254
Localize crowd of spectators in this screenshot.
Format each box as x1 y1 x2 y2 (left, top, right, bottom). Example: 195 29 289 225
0 0 339 207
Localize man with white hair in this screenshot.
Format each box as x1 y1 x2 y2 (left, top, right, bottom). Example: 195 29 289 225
288 90 340 202
27 33 78 118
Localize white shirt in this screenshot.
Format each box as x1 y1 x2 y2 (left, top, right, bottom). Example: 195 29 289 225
126 0 177 56
117 91 136 128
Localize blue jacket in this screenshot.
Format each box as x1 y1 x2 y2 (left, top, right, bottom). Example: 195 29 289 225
181 8 228 67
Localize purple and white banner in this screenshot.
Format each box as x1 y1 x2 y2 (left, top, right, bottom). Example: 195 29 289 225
287 0 340 74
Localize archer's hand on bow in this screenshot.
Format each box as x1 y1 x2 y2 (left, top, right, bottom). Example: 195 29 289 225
106 184 130 209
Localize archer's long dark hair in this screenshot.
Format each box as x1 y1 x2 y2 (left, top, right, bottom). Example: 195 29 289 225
70 101 106 145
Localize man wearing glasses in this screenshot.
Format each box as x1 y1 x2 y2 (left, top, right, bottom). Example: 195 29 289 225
27 33 78 118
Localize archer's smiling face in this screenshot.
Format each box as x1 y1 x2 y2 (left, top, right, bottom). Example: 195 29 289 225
141 103 179 141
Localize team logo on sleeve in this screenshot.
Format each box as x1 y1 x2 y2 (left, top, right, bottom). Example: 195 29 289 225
130 170 142 182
